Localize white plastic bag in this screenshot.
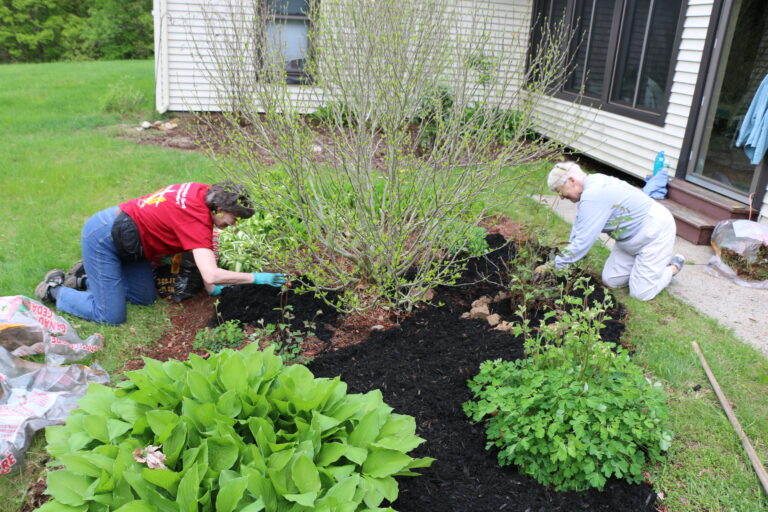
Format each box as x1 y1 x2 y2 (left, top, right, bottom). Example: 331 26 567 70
0 347 109 475
0 296 104 365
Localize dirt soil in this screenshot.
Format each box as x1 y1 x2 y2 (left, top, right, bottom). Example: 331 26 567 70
124 235 655 512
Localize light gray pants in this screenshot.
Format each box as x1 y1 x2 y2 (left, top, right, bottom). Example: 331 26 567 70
602 201 676 301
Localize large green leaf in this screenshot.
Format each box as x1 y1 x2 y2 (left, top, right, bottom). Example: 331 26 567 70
207 437 240 471
243 465 279 511
283 492 318 507
371 435 423 453
146 410 180 442
215 474 248 512
122 470 178 512
344 446 368 465
57 454 102 478
82 415 110 444
322 474 359 504
141 468 181 494
112 500 156 512
186 370 216 404
317 443 346 466
46 470 92 506
219 353 249 394
363 475 398 503
76 386 116 418
35 502 87 512
176 464 202 512
348 410 383 448
361 448 413 478
216 390 243 417
107 419 134 442
162 421 188 467
291 454 321 494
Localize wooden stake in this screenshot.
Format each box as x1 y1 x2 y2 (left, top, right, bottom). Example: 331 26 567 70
692 341 768 496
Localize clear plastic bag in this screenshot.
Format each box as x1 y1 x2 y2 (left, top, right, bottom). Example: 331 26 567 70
0 347 109 475
706 220 768 288
0 296 105 365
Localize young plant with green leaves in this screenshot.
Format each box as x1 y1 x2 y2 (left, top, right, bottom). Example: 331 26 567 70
193 319 245 353
250 293 321 365
193 0 587 312
464 284 673 491
41 345 433 512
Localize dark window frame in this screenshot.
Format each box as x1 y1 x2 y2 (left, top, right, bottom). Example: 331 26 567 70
531 0 686 126
265 0 314 84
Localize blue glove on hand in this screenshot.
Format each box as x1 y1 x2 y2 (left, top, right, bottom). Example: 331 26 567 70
209 285 228 296
252 272 287 287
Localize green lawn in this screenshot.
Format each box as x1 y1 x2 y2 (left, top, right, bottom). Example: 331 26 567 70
0 61 214 509
1 60 767 512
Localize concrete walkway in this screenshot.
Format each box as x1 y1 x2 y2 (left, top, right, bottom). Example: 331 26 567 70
535 195 768 357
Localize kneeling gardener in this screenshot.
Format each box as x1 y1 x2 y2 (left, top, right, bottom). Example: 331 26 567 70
537 162 685 301
35 181 286 324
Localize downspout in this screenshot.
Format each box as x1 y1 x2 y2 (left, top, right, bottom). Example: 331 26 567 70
153 0 170 113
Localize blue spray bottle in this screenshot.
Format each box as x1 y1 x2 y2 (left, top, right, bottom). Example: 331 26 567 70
652 151 666 176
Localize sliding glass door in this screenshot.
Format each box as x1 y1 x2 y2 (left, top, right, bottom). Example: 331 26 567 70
686 0 768 204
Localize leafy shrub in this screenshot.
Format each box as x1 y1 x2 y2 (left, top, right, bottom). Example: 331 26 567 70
308 100 355 126
443 222 490 258
42 345 433 511
193 319 245 352
217 212 302 273
464 291 673 491
101 77 146 115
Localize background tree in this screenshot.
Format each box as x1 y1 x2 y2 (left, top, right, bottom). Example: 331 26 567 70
85 0 153 60
0 0 87 62
0 0 152 63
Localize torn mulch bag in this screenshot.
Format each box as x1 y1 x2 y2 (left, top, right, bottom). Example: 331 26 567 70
706 219 768 288
0 347 109 475
0 296 104 365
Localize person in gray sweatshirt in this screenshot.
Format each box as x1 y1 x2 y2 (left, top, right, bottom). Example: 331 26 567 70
538 161 685 301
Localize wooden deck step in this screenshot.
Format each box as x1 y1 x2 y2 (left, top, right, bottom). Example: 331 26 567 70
667 179 754 220
657 199 719 246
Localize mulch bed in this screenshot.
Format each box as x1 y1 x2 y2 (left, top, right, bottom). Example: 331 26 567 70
123 234 656 512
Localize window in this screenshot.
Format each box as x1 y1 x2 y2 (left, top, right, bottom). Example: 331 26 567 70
266 0 311 84
533 0 683 123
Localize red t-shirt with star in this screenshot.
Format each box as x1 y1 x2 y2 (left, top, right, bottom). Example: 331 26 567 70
119 183 213 261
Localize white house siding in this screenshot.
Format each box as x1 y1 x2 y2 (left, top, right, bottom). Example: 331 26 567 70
522 0 714 182
156 0 319 112
156 0 531 114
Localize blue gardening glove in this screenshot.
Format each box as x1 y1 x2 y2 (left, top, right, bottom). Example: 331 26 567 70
252 272 287 287
209 285 228 296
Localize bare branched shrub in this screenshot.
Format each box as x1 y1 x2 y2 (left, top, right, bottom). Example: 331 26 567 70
191 0 588 312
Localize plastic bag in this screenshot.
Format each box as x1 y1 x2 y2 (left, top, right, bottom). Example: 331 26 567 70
706 220 768 288
153 252 203 302
0 347 109 475
0 296 105 365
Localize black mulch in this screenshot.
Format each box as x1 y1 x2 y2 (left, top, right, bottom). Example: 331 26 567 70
214 236 656 512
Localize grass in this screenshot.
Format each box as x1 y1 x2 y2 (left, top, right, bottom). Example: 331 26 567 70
0 60 214 510
1 60 767 512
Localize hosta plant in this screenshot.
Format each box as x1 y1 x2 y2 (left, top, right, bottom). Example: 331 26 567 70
41 345 433 511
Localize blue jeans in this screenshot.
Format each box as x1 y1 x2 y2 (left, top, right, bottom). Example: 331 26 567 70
56 207 156 325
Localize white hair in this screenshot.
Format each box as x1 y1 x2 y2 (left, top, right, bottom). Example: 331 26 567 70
547 161 585 191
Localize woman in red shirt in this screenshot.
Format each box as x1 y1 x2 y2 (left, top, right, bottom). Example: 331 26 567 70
35 182 285 324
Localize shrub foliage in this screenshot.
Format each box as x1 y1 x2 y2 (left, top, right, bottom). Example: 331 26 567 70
42 345 433 511
464 284 673 491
